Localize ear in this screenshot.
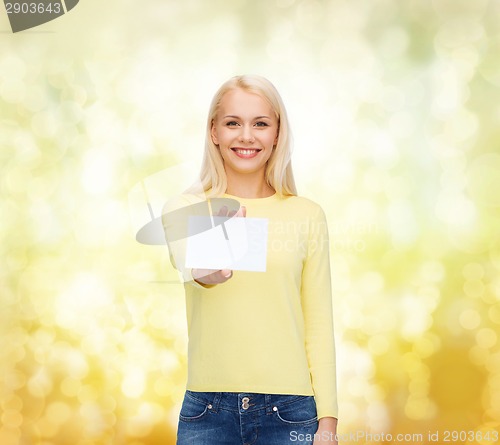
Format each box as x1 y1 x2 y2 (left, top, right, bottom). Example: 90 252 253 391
211 120 219 145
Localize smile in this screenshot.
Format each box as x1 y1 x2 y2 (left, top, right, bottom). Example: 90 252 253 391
231 148 262 158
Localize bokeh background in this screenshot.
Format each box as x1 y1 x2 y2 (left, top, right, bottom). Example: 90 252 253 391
1 0 500 444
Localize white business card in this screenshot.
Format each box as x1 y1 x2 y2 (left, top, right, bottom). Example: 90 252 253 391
185 216 268 272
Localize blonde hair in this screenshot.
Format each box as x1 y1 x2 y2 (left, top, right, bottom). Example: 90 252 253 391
190 75 297 198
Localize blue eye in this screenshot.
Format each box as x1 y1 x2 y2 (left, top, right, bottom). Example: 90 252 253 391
226 121 239 126
255 122 269 127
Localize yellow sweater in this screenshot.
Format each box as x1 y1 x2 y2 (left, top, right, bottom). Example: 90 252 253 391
162 192 338 419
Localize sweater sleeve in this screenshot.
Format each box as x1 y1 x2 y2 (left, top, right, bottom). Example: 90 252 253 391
161 194 211 289
300 204 338 419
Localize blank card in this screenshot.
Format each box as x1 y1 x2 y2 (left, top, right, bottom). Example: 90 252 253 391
185 216 268 272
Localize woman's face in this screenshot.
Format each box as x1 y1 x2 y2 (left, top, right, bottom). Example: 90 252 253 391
211 88 279 179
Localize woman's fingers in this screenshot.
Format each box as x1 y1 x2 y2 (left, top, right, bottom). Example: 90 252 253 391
232 206 246 218
216 205 246 217
192 268 233 285
217 205 228 217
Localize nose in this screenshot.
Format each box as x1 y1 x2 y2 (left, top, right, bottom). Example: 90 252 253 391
239 125 255 143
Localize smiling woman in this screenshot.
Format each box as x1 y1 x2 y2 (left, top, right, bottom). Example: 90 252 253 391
196 75 295 200
211 89 278 191
167 75 339 445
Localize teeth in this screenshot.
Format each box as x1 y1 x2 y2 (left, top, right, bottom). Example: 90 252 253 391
235 149 258 155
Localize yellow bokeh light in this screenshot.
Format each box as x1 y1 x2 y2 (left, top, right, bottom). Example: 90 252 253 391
476 328 498 350
460 308 482 330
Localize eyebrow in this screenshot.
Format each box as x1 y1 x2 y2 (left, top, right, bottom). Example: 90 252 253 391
223 115 272 120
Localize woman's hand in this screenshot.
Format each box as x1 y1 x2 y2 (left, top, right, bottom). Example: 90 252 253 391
192 204 246 286
192 268 234 285
313 417 338 444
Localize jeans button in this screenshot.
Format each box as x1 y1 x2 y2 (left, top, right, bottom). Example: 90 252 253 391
242 397 250 410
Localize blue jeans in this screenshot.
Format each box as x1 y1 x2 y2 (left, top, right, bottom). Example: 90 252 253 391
176 391 319 445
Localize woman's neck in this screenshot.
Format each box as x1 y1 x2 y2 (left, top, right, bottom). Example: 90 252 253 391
225 172 275 198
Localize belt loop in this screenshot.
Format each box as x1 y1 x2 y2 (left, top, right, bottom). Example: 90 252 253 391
265 394 273 415
211 392 222 412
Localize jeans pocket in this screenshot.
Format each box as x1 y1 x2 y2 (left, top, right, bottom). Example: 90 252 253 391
179 392 210 422
273 396 318 426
